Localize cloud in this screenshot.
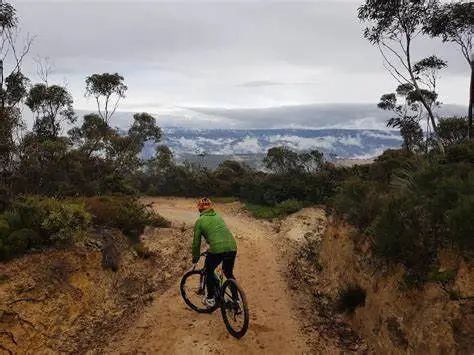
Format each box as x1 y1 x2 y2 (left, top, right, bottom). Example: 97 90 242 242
15 0 468 115
232 136 263 154
155 127 405 159
238 81 285 88
237 80 316 88
362 130 403 141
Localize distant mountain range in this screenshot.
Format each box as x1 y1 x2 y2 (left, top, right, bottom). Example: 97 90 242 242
142 128 404 168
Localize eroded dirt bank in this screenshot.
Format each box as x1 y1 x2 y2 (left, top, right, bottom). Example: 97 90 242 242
0 225 190 354
280 209 474 354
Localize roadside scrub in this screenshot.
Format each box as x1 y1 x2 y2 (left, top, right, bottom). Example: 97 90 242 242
244 199 305 219
80 196 170 242
0 195 170 261
329 142 474 286
0 195 91 260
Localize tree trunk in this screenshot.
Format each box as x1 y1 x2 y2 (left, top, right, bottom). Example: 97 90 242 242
405 35 444 152
468 59 473 139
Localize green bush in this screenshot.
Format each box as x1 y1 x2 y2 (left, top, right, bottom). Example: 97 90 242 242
12 195 91 243
329 145 474 282
82 196 170 242
41 202 91 242
0 196 92 261
0 228 39 260
330 177 384 229
276 199 304 215
0 219 10 239
367 196 432 270
7 229 38 252
446 195 474 253
244 199 304 219
243 203 280 219
445 140 474 164
3 210 23 231
428 269 457 283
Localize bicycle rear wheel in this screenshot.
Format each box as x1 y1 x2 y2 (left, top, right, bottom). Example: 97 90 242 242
180 270 219 313
220 279 249 338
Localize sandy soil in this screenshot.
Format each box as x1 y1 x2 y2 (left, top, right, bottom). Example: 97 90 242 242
105 197 310 354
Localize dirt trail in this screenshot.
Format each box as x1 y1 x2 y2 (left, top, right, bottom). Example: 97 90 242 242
106 197 309 354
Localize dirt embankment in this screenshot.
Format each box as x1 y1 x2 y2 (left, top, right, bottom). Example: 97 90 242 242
281 209 474 354
0 225 190 354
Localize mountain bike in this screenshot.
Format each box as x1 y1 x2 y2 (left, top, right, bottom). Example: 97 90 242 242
180 251 249 338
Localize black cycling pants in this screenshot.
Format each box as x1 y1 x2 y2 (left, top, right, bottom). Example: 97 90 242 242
205 251 236 299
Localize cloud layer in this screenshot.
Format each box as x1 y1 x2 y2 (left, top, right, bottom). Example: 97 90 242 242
16 0 470 118
153 127 404 159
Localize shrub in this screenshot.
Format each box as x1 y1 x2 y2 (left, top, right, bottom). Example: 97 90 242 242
244 203 280 219
12 195 91 243
0 228 39 260
41 202 91 242
437 117 468 147
0 219 10 239
445 140 474 164
0 196 92 260
368 197 429 264
82 196 170 242
3 210 23 231
428 269 457 283
276 199 304 215
7 229 37 252
336 284 366 314
446 195 474 253
244 199 305 219
330 177 383 229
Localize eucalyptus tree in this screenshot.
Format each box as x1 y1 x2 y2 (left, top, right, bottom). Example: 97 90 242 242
26 83 75 139
423 1 473 138
378 84 424 152
85 73 127 124
0 1 32 186
358 0 445 147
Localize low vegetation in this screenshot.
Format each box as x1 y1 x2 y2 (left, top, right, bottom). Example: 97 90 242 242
80 196 170 242
0 195 169 260
0 196 91 260
245 199 305 220
330 141 474 283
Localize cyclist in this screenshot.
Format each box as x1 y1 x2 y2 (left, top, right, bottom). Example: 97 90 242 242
192 197 237 307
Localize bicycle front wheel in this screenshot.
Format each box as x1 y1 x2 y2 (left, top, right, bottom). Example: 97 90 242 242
220 279 249 338
180 270 219 313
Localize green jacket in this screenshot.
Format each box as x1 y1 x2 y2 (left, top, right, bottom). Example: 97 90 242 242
192 209 237 261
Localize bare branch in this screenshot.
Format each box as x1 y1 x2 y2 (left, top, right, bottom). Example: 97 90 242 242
381 41 410 71
6 28 34 74
109 94 121 121
378 45 411 83
383 62 405 85
34 56 54 85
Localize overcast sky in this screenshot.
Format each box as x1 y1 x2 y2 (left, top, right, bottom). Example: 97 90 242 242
13 0 470 128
